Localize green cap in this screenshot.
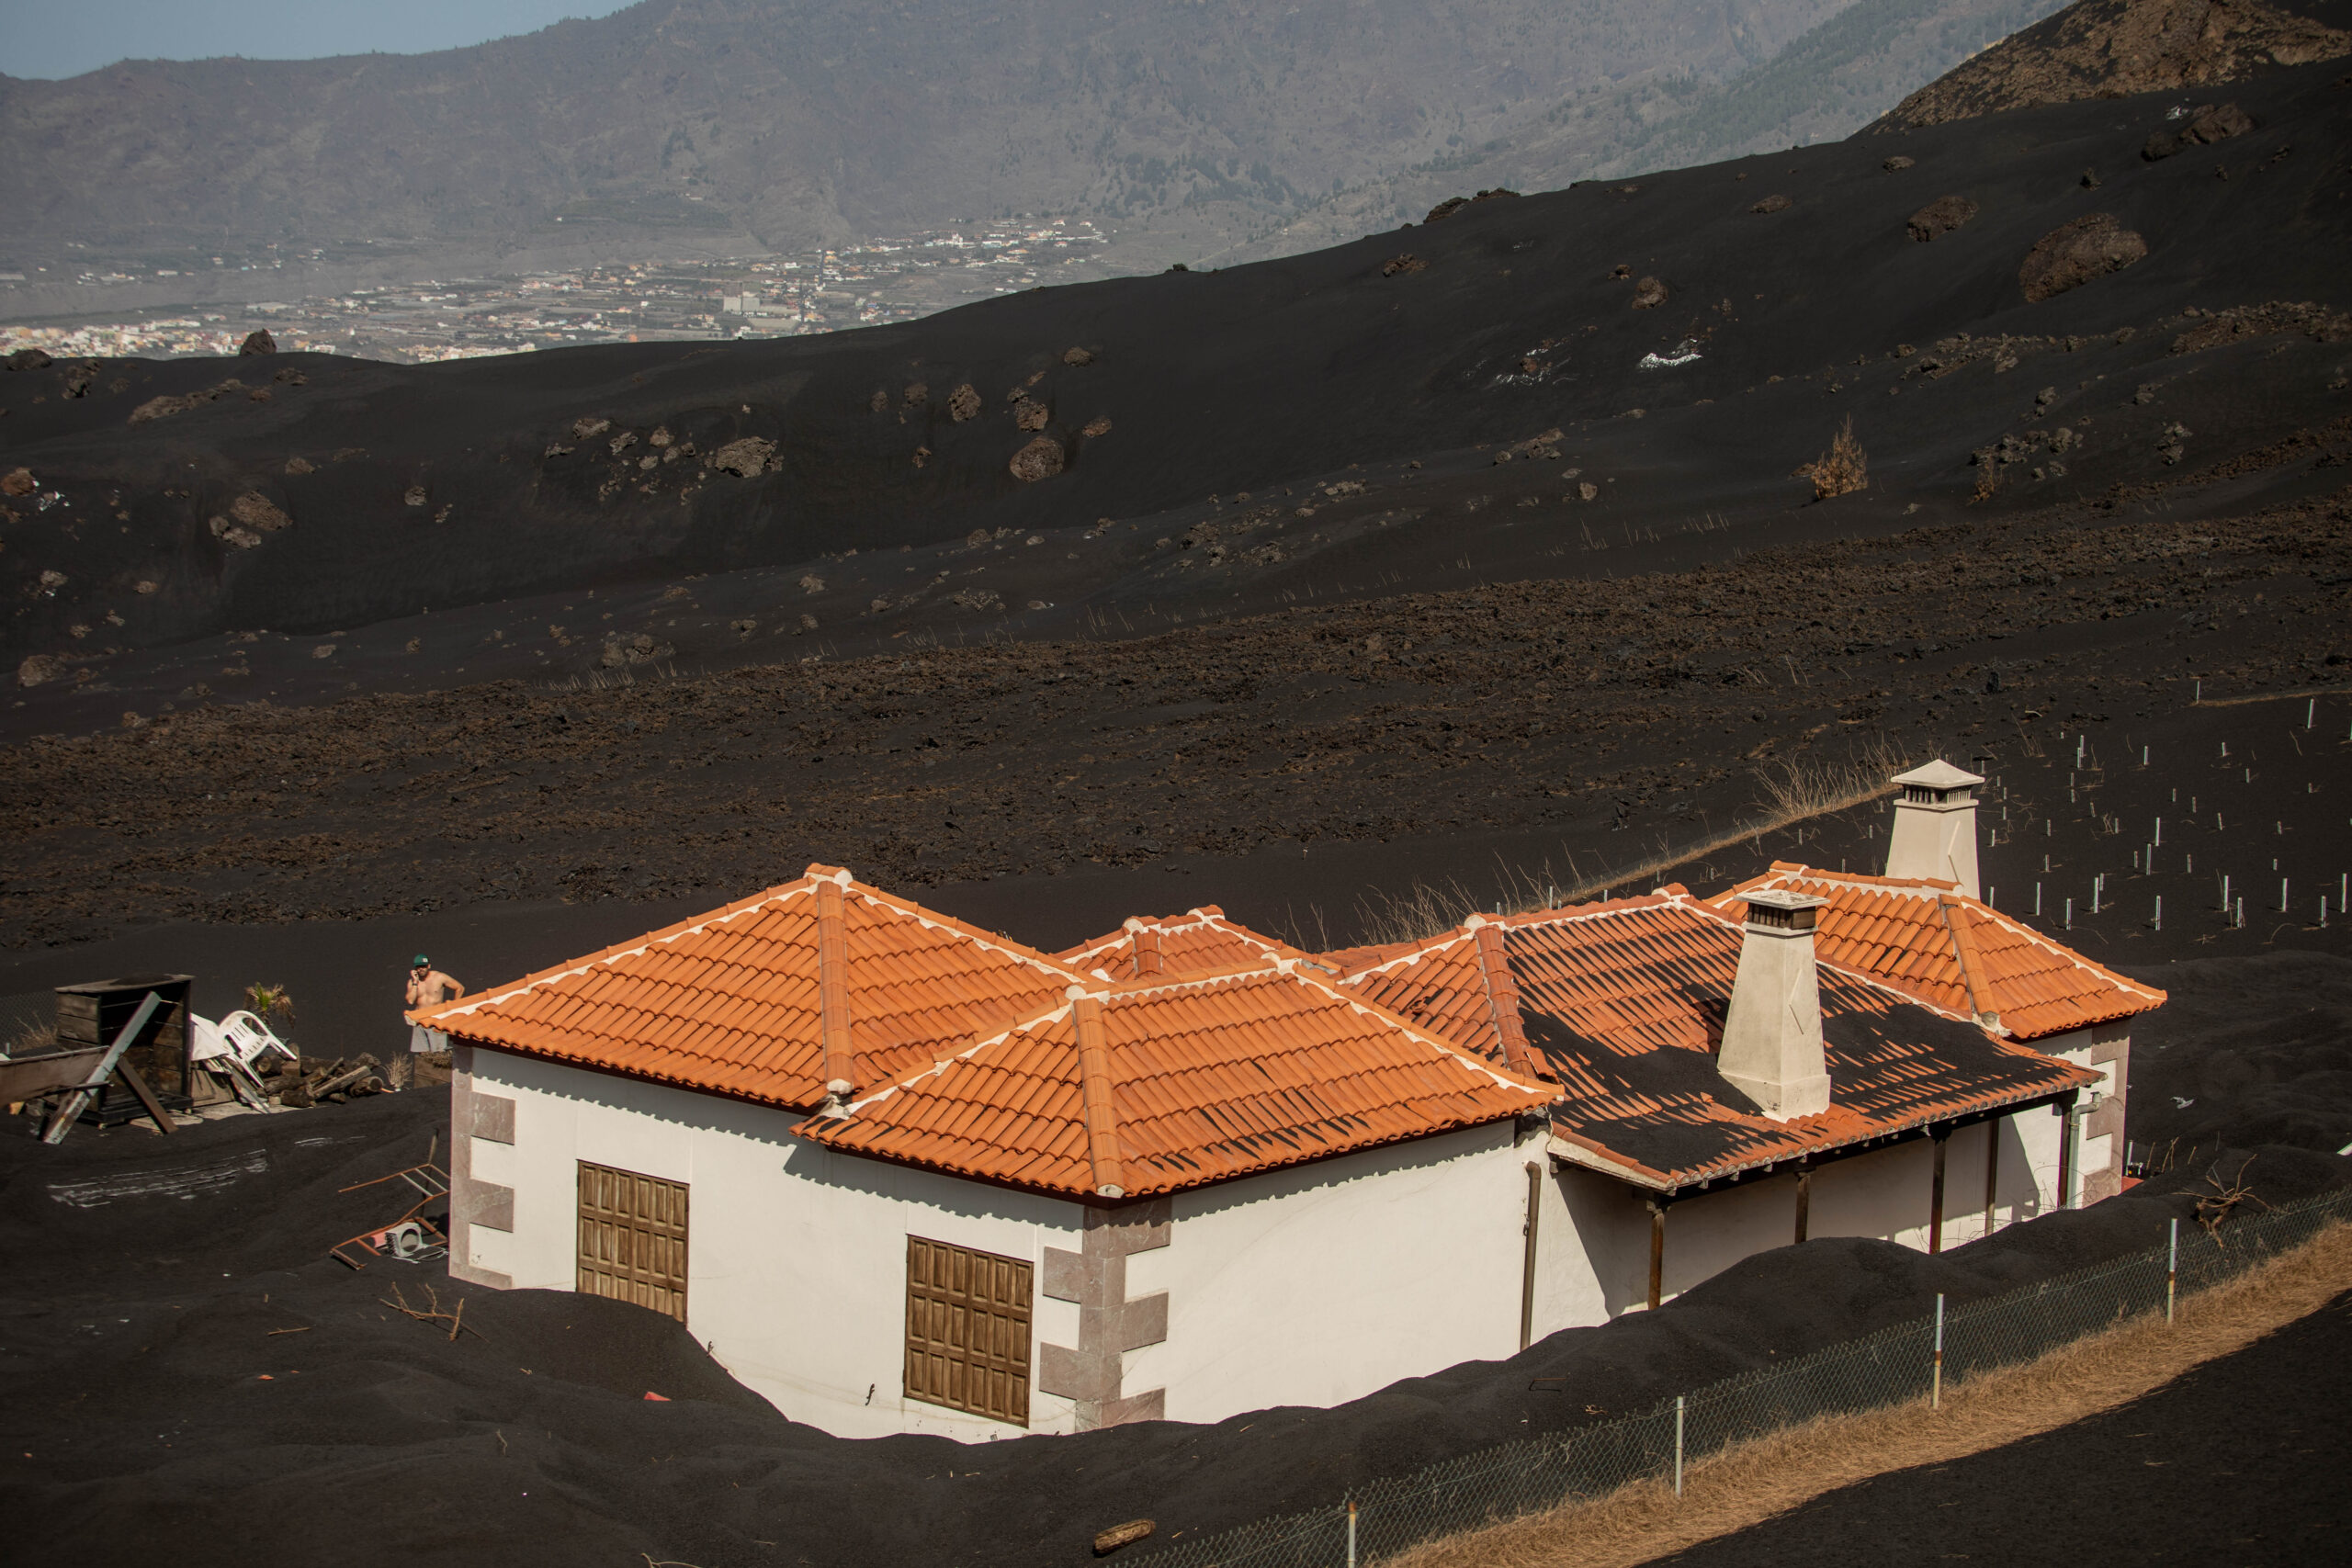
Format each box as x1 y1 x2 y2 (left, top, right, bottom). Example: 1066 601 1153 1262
413 954 430 967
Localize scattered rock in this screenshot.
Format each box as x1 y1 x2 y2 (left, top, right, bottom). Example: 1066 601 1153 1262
311 644 337 660
1878 1 2349 129
1577 482 1600 502
2081 167 2102 188
284 456 315 476
2170 299 2352 355
62 366 96 399
1082 415 1113 438
238 329 277 355
649 426 673 448
1382 254 1427 276
798 574 826 595
133 581 157 594
402 485 429 508
600 633 675 668
947 384 982 422
950 587 1003 612
2159 422 2193 464
1009 436 1065 482
2018 212 2147 302
543 443 573 458
1883 155 1917 173
904 383 928 407
1749 194 1792 214
38 570 65 590
571 417 610 440
868 390 888 413
708 437 775 478
1631 276 1669 310
730 618 758 638
912 446 932 468
798 613 820 631
1494 428 1566 463
1012 395 1050 433
129 378 243 424
1423 188 1518 222
208 516 263 548
2143 101 2256 159
227 491 291 535
6 348 53 371
1062 347 1094 366
17 653 67 687
0 468 34 497
1906 194 1980 243
609 432 638 456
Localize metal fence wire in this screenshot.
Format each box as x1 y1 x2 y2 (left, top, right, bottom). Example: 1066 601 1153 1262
1147 1187 2352 1568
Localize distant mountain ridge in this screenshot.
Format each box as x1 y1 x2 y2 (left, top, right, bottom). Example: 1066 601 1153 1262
0 0 1853 267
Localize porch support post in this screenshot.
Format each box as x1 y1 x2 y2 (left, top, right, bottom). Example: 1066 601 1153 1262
1928 1125 1950 1254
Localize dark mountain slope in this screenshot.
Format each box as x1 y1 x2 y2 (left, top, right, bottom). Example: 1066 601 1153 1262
5 55 2348 682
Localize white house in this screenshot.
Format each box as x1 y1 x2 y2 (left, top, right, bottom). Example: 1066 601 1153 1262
416 762 2162 1439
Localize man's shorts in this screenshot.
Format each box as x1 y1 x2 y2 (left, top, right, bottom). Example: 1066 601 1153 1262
409 1024 451 1055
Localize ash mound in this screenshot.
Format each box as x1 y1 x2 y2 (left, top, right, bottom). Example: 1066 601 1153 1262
1878 0 2351 130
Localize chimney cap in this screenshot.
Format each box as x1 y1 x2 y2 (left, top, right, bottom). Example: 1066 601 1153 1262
1892 759 1984 790
1739 888 1828 914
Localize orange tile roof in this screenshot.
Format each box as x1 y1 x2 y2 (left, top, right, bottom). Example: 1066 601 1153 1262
1706 863 2166 1041
409 865 1089 1111
1058 907 1316 980
794 957 1554 1199
1329 892 2096 1191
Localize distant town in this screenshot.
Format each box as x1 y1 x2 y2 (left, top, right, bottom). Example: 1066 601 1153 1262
0 217 1117 363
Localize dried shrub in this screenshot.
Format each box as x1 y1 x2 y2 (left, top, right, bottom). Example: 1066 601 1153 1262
1797 416 1869 499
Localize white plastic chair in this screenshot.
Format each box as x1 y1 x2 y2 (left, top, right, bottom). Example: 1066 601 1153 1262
191 1010 299 1110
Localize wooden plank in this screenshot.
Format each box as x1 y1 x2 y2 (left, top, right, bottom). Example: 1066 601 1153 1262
0 1049 105 1103
114 1059 176 1135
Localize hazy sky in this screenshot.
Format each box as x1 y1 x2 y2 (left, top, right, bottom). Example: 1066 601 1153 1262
1 1 638 80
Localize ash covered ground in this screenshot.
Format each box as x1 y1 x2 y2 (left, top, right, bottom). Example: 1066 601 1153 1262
3 12 2352 1568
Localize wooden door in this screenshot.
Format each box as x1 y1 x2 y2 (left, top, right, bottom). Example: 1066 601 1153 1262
576 1161 689 1322
905 1235 1032 1426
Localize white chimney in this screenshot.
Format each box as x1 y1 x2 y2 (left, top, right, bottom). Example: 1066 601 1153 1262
1884 759 1985 896
1718 889 1833 1121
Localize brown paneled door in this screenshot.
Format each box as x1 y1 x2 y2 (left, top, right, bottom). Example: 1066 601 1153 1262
576 1160 689 1322
905 1236 1033 1427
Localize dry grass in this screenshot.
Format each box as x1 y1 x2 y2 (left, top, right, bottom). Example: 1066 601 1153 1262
1392 1220 2352 1568
1340 735 1920 948
1798 416 1869 500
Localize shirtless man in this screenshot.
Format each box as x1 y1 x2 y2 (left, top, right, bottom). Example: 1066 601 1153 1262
397 955 464 1090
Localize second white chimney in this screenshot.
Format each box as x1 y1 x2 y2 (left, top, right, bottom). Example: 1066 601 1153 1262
1718 889 1833 1121
1884 759 1984 897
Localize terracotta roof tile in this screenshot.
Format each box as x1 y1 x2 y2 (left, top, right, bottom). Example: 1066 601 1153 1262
411 865 1090 1111
1707 864 2165 1040
797 959 1553 1198
1327 893 2097 1191
1059 906 1317 979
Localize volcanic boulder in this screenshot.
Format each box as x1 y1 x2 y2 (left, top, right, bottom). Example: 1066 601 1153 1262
1382 254 1427 276
2143 101 2256 159
239 330 277 355
6 347 53 371
1907 195 1980 242
17 654 69 688
708 437 775 478
947 384 982 422
1631 276 1669 310
1 468 34 497
2018 213 2147 302
1749 194 1792 214
1012 395 1050 432
1009 436 1066 481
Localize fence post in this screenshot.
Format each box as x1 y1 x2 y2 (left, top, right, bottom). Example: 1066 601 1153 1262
2166 1219 2178 1324
1930 1293 1945 1410
1346 1498 1357 1568
1673 1395 1685 1497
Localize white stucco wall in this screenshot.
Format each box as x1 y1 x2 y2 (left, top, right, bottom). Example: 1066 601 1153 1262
464 1048 1562 1438
1123 1121 1540 1423
464 1047 1091 1440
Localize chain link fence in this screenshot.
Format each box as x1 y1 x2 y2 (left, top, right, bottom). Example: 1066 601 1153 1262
1147 1186 2352 1568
